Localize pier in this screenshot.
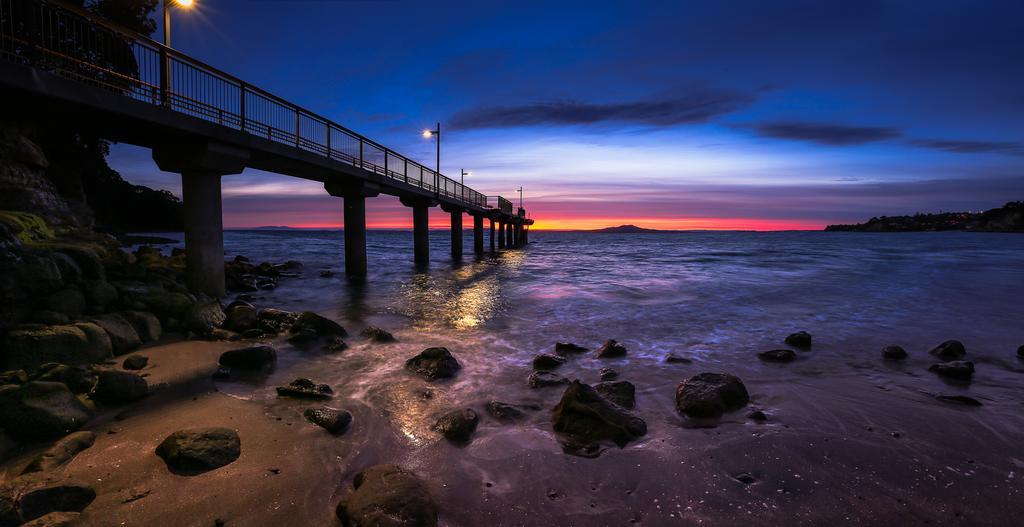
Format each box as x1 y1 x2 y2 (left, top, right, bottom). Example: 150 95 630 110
0 0 533 296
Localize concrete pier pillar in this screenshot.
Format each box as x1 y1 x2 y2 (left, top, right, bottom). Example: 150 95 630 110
326 181 380 277
473 215 484 253
441 204 463 259
401 196 437 267
489 219 496 252
498 221 506 248
506 222 514 248
181 171 226 296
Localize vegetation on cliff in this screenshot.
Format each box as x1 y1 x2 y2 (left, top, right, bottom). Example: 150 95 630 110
825 202 1024 232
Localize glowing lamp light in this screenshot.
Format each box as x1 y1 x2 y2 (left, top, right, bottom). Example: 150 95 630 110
422 129 434 138
175 0 194 7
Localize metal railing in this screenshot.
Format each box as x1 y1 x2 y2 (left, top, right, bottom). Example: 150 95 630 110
486 196 513 215
0 0 505 211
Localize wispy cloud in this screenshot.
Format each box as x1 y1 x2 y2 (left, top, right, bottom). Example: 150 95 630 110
449 90 754 130
751 121 900 145
908 138 1024 156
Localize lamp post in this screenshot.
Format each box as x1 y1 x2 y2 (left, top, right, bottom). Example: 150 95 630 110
163 0 193 47
160 0 193 107
422 122 440 193
517 187 523 211
460 168 470 202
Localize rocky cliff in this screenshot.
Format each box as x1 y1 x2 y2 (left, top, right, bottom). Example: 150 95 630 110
825 202 1024 232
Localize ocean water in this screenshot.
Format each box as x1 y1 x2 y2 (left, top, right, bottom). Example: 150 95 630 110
150 230 1024 524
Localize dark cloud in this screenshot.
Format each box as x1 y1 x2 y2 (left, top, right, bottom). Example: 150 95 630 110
752 122 901 145
908 139 1024 156
449 90 754 129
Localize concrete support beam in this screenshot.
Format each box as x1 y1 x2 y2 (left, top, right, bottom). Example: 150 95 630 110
506 222 514 248
473 215 484 253
489 219 496 252
326 181 380 277
401 196 437 266
440 204 463 259
498 221 506 248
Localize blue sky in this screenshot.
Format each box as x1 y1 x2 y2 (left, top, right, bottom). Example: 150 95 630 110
108 0 1024 229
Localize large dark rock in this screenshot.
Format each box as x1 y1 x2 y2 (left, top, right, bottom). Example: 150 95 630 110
3 324 110 372
405 347 461 380
599 367 618 381
675 373 750 418
554 342 587 355
218 345 277 370
432 408 479 442
21 431 96 474
222 303 258 333
595 380 636 408
595 339 627 358
528 370 569 388
16 483 95 523
360 327 395 343
34 364 96 394
335 465 438 527
532 353 566 370
70 322 113 362
929 340 966 360
43 289 86 318
552 381 647 453
1018 345 1024 358
929 360 975 380
882 345 907 360
184 300 226 336
92 370 147 403
90 314 141 355
485 401 537 423
303 407 352 435
155 428 240 475
758 349 796 363
785 331 812 348
0 369 28 385
275 378 333 400
119 311 162 343
0 382 92 441
289 311 347 338
81 280 118 309
256 308 297 334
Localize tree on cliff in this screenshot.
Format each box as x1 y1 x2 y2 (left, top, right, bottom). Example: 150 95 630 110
81 0 159 35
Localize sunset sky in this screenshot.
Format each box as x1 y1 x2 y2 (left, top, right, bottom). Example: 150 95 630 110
108 0 1024 230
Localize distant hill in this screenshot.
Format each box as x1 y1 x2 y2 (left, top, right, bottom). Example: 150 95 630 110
825 202 1024 232
586 224 663 233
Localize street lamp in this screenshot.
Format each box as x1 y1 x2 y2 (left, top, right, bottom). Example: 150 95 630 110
163 0 194 48
517 187 523 211
422 122 440 193
460 169 471 186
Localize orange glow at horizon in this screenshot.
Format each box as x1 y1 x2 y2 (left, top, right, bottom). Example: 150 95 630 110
275 217 821 231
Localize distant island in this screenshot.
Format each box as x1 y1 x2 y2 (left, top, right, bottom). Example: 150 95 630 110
826 202 1024 232
586 224 663 233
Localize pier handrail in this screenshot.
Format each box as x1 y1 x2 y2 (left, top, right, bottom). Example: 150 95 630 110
0 0 505 211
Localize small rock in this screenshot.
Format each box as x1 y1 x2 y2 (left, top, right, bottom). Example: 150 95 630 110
554 342 587 355
748 409 768 422
598 367 618 381
122 355 148 370
319 270 335 278
929 340 966 360
35 364 95 394
675 372 750 418
785 331 812 348
155 428 241 474
91 314 142 355
218 345 277 370
92 370 148 403
532 353 566 370
758 349 796 363
255 308 297 334
734 473 756 485
222 303 258 333
21 431 96 474
335 465 438 527
928 360 974 380
1017 344 1023 358
665 354 692 364
936 395 983 406
185 301 226 336
406 347 461 380
485 401 537 423
324 338 348 352
882 345 907 360
0 381 93 441
275 378 333 400
303 407 352 435
432 408 479 442
17 483 95 523
360 327 395 343
528 370 569 388
595 380 636 408
552 381 647 452
289 312 347 338
595 339 627 358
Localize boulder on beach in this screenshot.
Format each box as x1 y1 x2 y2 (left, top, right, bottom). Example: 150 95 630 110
929 340 966 360
599 367 618 381
119 311 162 343
81 280 118 309
223 302 258 332
155 427 241 474
35 364 96 395
929 360 974 380
785 331 812 348
92 370 148 403
3 324 110 372
554 342 588 355
675 373 750 418
528 370 569 388
15 482 96 523
758 349 796 363
336 465 438 527
90 314 142 355
289 311 348 339
882 345 908 360
1017 345 1023 359
665 354 693 364
406 347 461 380
595 339 627 358
0 381 93 441
532 353 566 370
184 300 226 336
218 345 277 370
256 308 297 334
275 378 333 400
0 369 28 385
595 380 636 408
303 407 352 435
360 327 395 343
485 401 537 423
552 381 647 452
432 408 479 442
44 289 86 318
122 355 148 370
21 431 96 474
